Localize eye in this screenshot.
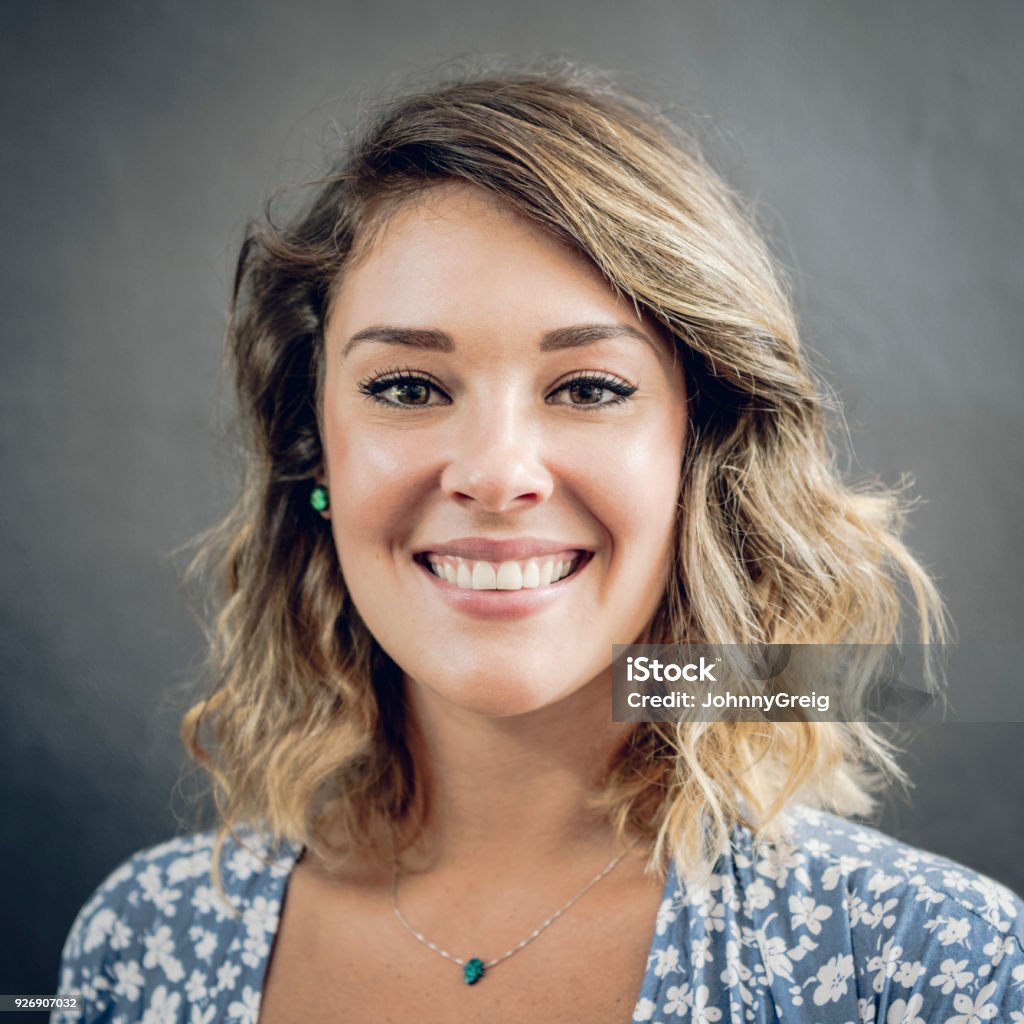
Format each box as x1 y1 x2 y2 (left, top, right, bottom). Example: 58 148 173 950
358 369 451 408
547 372 637 408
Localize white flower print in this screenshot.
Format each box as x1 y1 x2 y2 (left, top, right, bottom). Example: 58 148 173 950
885 993 925 1024
142 925 185 983
82 908 116 954
191 884 231 920
655 895 680 936
846 891 870 927
190 926 218 961
166 850 210 884
788 893 832 935
942 870 971 892
109 917 132 951
50 813 1024 1024
690 935 712 969
662 982 692 1017
755 840 804 889
821 854 872 891
804 838 831 858
691 984 722 1022
652 943 681 977
858 996 877 1022
862 897 900 930
849 829 887 852
973 876 1020 922
930 958 974 994
750 930 798 984
867 937 903 992
742 877 774 913
111 959 144 1001
700 897 727 933
216 960 241 991
926 915 972 946
948 980 1000 1024
226 846 265 882
242 894 279 938
981 934 1015 966
137 864 181 916
719 938 749 988
912 882 948 909
240 933 270 969
866 872 902 897
632 996 656 1022
811 953 855 1005
141 985 181 1024
184 968 208 1003
892 959 926 987
226 984 261 1024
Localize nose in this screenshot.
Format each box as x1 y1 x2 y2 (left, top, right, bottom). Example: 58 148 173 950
440 398 554 513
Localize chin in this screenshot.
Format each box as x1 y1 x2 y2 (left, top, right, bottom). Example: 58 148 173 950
408 662 598 718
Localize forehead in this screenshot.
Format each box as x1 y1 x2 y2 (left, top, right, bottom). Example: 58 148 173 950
326 184 648 339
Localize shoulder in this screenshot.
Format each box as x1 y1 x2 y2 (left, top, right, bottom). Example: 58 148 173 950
745 806 1024 945
645 807 1024 1021
739 808 1024 1017
54 828 301 1023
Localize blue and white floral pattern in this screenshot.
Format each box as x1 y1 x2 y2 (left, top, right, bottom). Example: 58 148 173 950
54 808 1024 1022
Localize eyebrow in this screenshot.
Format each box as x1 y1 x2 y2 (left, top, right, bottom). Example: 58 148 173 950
342 322 654 357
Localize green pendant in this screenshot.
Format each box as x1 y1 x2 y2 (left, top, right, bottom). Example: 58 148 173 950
463 957 485 985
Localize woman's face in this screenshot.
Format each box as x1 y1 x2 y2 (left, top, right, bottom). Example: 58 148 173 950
321 185 687 716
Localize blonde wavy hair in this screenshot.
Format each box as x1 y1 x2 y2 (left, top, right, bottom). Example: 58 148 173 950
183 66 949 880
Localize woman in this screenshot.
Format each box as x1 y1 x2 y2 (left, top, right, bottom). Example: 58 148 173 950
54 69 1023 1022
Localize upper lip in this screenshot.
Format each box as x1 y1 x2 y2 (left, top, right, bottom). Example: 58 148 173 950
415 537 592 561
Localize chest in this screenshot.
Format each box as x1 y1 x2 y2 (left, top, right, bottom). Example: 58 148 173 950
258 862 665 1024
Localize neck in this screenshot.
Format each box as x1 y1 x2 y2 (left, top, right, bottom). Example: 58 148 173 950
399 668 633 878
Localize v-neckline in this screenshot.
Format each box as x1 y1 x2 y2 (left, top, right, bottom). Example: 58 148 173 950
253 839 679 1023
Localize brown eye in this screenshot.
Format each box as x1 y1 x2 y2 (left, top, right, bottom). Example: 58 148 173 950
547 373 638 409
568 382 605 405
359 371 451 408
391 382 430 405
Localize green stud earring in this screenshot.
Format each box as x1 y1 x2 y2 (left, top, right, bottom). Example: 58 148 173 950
310 484 330 513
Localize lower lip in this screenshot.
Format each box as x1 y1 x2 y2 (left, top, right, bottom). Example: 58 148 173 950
415 556 590 620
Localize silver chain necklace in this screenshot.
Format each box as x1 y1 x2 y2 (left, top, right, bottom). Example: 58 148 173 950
391 844 635 985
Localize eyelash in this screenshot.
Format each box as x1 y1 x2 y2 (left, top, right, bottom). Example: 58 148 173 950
358 367 449 407
356 367 638 410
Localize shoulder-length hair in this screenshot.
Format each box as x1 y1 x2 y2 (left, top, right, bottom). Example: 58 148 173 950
183 66 948 879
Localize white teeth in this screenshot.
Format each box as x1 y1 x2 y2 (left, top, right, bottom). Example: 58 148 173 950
496 561 523 590
427 554 580 591
471 562 498 589
522 561 540 588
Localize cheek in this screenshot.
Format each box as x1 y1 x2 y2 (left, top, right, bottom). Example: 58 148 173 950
600 416 685 543
323 416 434 558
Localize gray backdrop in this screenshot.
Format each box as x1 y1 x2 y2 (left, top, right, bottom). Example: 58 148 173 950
2 0 1022 996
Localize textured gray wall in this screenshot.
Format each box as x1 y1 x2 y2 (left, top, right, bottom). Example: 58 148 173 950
2 0 1022 995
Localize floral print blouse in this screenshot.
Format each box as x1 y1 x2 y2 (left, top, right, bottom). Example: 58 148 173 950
54 806 1024 1022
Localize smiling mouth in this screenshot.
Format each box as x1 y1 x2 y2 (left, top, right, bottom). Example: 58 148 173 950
417 552 589 591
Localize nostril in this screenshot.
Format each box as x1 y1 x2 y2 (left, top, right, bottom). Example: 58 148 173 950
439 453 554 512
